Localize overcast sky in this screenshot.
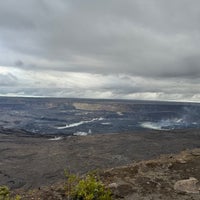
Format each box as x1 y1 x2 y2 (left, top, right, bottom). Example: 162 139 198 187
0 0 200 102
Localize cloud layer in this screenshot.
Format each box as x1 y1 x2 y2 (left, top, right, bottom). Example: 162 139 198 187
0 0 200 101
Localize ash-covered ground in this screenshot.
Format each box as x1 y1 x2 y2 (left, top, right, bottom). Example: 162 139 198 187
0 128 200 190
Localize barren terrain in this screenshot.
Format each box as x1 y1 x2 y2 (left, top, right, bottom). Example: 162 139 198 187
1 128 200 192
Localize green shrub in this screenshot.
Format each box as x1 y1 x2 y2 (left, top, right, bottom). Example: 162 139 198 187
64 169 80 198
73 174 112 200
64 170 112 200
0 186 21 200
0 186 10 200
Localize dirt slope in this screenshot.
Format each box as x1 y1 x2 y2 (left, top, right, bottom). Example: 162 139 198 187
102 148 200 200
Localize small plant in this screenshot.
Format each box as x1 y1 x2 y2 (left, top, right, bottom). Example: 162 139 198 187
64 170 112 200
13 196 21 200
0 186 21 200
0 186 10 200
64 169 80 199
73 174 112 200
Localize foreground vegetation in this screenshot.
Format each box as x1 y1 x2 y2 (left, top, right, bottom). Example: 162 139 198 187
1 148 200 199
0 171 112 200
64 170 112 200
0 186 21 200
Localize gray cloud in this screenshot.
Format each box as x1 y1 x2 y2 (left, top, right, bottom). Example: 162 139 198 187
0 73 18 86
15 60 24 67
0 0 200 101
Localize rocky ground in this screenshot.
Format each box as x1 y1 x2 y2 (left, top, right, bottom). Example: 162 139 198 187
12 148 200 200
102 148 200 199
0 128 200 199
